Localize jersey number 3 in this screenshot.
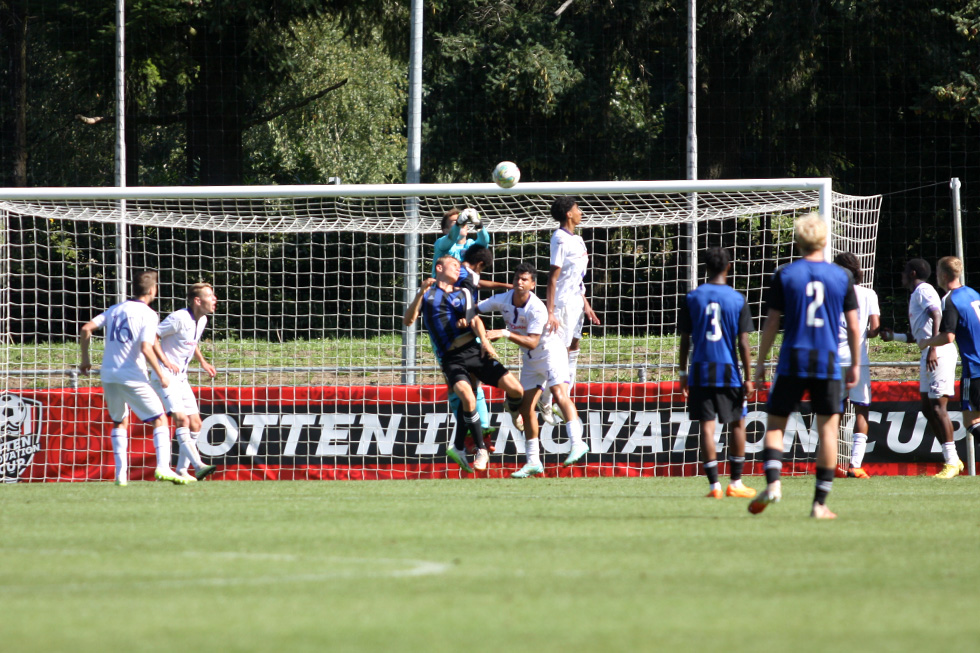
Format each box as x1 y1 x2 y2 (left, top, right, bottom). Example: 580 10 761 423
805 281 825 327
705 302 723 342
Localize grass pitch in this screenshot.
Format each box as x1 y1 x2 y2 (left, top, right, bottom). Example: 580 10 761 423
2 476 978 652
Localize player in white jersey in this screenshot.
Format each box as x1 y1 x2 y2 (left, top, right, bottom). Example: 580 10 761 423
881 258 959 471
79 270 187 486
480 263 589 477
151 282 219 482
833 253 881 478
541 196 600 424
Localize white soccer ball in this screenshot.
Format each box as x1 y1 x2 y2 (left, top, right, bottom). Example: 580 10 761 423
0 394 28 432
492 161 520 188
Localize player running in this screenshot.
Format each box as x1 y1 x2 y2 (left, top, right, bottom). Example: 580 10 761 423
677 247 756 499
404 256 525 473
79 270 187 486
751 214 860 519
917 256 980 478
480 262 590 478
542 196 601 424
833 253 881 478
150 282 219 482
881 259 960 476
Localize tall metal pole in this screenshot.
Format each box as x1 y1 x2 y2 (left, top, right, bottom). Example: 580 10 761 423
686 0 698 290
115 0 128 302
951 177 974 475
401 0 423 384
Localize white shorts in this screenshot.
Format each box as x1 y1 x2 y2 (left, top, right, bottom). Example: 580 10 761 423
150 376 200 416
519 344 571 393
919 345 957 398
103 382 166 423
841 364 871 405
555 294 585 348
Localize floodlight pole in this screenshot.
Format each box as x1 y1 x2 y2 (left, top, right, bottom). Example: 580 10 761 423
114 0 128 303
402 0 424 384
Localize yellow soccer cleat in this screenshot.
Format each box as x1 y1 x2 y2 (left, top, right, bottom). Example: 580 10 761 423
935 463 962 479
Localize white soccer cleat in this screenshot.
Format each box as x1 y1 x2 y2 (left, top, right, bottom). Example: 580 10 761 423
536 397 557 426
562 441 590 466
178 471 198 483
506 407 525 432
473 448 490 471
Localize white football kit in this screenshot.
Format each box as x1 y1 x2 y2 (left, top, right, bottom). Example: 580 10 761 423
838 285 880 405
550 228 589 347
91 300 165 423
910 283 956 397
150 308 209 415
478 290 570 391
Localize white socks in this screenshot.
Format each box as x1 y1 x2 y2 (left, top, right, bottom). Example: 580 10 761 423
175 427 205 473
566 418 584 446
568 349 581 389
851 432 868 468
152 426 172 471
111 428 127 482
526 438 541 466
942 441 960 464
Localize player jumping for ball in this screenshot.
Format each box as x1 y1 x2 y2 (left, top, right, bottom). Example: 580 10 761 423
480 262 590 477
750 214 860 519
677 247 756 499
541 196 601 425
404 256 525 473
149 282 219 482
79 270 188 486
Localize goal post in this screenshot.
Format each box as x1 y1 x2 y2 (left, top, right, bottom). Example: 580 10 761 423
0 178 880 482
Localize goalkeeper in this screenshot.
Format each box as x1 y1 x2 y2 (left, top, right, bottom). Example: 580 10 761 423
431 208 497 438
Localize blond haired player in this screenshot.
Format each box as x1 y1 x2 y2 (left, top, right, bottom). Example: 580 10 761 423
79 270 187 486
151 282 219 482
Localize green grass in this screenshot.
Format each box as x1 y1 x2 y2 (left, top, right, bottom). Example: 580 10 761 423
2 476 978 651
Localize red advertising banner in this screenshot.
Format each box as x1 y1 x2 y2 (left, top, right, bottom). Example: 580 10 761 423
1 381 971 482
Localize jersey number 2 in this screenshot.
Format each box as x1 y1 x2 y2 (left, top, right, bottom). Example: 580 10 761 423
805 281 825 327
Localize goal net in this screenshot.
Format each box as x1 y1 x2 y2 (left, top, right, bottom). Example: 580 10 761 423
0 179 880 482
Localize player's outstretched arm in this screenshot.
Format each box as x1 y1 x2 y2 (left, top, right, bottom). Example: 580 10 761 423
79 320 98 375
194 345 217 379
754 308 782 383
403 278 436 326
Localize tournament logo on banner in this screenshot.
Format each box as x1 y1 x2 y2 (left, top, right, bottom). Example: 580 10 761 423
0 393 44 483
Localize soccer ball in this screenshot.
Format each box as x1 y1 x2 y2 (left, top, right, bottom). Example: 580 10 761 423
492 161 520 188
0 394 29 433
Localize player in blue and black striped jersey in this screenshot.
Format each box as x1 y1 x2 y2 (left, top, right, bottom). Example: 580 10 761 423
403 256 525 474
919 256 980 478
677 247 757 500
750 214 861 520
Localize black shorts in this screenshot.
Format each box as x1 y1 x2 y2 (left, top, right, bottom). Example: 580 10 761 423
688 386 745 423
961 376 980 412
441 339 510 390
767 375 844 416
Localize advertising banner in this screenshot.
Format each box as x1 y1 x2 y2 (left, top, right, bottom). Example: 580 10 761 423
3 381 973 481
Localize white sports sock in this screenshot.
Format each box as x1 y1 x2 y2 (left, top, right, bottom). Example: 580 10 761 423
566 418 584 446
175 427 205 472
942 441 960 464
152 426 172 471
526 437 541 466
850 432 868 468
111 428 128 482
568 349 581 389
